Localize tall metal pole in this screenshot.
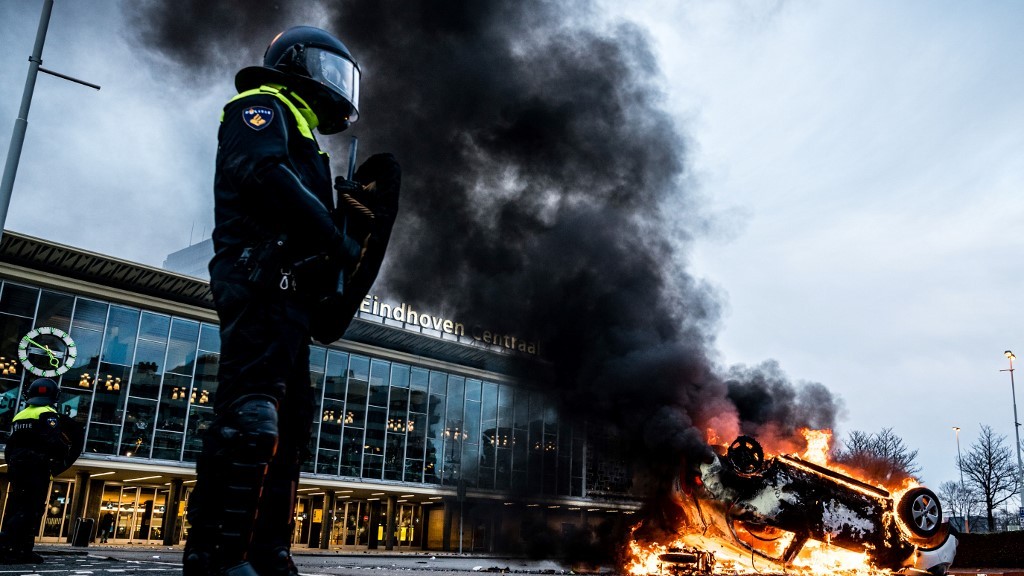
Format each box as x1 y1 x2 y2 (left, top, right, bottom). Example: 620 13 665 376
1002 351 1024 521
953 426 968 532
0 0 55 237
0 0 99 241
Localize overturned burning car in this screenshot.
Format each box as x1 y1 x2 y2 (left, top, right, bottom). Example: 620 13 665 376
673 435 957 574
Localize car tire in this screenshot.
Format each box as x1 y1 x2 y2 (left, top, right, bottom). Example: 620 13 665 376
898 487 942 538
727 436 765 475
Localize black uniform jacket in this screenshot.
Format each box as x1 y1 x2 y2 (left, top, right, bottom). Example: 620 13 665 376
5 406 79 475
209 86 340 290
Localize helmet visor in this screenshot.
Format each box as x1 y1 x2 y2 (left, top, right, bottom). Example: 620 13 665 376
305 47 360 120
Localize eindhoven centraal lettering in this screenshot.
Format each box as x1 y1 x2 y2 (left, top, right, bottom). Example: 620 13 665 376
360 295 539 355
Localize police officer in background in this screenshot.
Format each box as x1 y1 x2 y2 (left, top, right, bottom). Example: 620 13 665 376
0 378 81 565
184 26 400 576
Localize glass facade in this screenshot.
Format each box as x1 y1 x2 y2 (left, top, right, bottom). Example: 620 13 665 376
0 279 586 497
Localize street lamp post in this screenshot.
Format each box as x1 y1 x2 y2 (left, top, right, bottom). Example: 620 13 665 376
1001 351 1024 522
953 426 968 532
0 0 100 240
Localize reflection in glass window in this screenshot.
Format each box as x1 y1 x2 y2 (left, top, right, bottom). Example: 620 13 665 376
340 427 364 477
197 323 220 353
122 398 157 458
89 363 130 426
388 385 408 427
462 443 479 486
63 326 102 390
318 398 344 475
304 347 327 474
158 373 191 432
479 382 498 489
0 378 23 440
193 353 218 405
152 430 184 461
165 319 199 375
368 360 390 407
0 312 33 436
409 368 428 413
384 431 405 481
405 459 423 484
130 339 166 399
363 454 383 480
35 291 73 331
317 449 339 475
424 379 445 485
86 422 119 455
71 299 108 332
323 351 349 401
55 388 91 426
139 312 170 342
464 396 481 445
405 412 427 483
391 364 409 389
465 378 481 402
345 357 368 428
0 283 38 317
512 427 527 493
363 407 386 479
101 307 140 366
184 406 214 462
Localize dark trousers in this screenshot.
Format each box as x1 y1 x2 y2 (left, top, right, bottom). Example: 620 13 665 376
0 460 49 553
187 277 316 567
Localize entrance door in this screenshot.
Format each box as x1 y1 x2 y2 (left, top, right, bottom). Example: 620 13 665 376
395 503 420 548
130 487 164 543
294 496 312 545
330 500 370 547
37 480 74 542
99 485 165 543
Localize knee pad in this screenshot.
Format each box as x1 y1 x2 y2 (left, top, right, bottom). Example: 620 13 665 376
212 395 280 463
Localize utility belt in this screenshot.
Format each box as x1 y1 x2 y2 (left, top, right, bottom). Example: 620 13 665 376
234 235 344 298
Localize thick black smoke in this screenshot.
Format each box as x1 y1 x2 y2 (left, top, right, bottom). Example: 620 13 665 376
128 0 839 488
726 360 844 450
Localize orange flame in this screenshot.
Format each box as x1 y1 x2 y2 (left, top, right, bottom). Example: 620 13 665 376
799 428 832 465
625 429 916 576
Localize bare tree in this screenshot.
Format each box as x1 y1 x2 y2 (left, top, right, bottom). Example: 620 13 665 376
834 427 921 487
938 480 977 532
961 425 1019 531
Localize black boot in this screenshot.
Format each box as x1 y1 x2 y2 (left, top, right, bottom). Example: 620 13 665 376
184 396 280 576
248 546 299 576
250 407 307 576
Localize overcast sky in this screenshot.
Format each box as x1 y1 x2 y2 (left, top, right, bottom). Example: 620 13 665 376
2 1 1023 503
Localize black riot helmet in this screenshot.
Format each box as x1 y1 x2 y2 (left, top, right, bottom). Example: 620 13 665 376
26 378 59 406
236 26 361 134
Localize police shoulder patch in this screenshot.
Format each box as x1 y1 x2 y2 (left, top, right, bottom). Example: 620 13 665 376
243 105 274 131
47 417 57 428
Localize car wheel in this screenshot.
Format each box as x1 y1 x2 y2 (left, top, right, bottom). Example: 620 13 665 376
727 436 765 475
898 487 942 538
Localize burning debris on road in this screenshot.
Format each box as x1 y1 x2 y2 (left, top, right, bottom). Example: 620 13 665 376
627 431 957 576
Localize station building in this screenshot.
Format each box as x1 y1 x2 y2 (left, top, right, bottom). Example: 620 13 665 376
0 231 639 551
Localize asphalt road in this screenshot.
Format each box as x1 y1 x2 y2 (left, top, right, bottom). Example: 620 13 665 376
2 546 580 576
4 548 1019 576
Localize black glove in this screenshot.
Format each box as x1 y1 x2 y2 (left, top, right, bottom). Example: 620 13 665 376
354 153 401 219
333 153 401 225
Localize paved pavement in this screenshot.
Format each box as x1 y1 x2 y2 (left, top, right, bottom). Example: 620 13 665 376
3 543 584 576
7 544 1018 576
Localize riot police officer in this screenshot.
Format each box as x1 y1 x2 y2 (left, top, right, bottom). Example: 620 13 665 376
0 378 80 565
185 26 400 576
